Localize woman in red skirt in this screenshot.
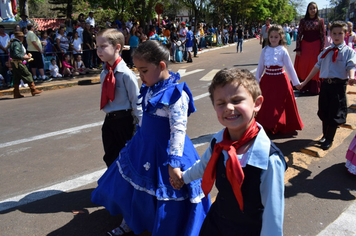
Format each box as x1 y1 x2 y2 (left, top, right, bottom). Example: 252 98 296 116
255 25 304 134
294 2 325 95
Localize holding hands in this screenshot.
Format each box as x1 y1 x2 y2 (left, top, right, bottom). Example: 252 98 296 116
168 165 184 190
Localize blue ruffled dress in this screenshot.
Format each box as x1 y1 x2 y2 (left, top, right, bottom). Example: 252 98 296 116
91 72 210 236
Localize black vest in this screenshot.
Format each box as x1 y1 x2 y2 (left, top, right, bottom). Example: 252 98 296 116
210 138 286 235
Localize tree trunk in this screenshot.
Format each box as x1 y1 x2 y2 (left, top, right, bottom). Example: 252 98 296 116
18 0 29 17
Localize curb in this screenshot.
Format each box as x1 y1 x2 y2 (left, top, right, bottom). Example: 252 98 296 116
0 77 101 97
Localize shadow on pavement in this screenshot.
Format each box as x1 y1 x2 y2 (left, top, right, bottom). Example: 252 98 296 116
271 138 314 157
285 162 356 200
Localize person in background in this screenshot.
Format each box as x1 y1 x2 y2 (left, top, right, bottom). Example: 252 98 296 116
86 11 95 27
49 58 62 78
260 17 272 48
83 22 94 69
62 54 78 77
73 54 89 75
10 31 42 98
185 25 194 63
294 2 325 95
128 26 139 69
71 31 83 61
297 21 356 150
0 25 10 87
236 25 244 53
19 14 30 30
26 23 51 82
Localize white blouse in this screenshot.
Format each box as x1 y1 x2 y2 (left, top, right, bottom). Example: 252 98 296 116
255 45 300 86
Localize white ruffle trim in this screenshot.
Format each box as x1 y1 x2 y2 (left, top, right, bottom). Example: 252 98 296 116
117 160 205 203
346 160 356 175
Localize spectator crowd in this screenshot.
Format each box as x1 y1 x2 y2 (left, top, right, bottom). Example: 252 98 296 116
0 11 299 89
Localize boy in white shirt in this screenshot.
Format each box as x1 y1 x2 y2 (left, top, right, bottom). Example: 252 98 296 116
49 58 62 78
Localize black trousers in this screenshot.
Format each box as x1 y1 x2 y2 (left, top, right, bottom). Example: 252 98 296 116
101 111 135 167
318 79 347 126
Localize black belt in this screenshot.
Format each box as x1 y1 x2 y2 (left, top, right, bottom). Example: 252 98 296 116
322 78 347 84
106 109 132 118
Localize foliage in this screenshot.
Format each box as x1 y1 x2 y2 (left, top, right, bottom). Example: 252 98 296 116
329 0 349 21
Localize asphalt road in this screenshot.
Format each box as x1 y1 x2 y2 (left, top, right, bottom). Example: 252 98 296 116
0 39 355 236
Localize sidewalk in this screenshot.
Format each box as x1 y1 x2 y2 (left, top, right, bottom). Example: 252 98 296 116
0 69 102 97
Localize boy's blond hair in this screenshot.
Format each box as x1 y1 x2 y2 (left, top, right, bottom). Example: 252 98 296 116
330 21 348 33
209 68 261 104
97 28 124 53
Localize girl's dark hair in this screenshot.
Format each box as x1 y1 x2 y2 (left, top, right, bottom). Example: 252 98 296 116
133 40 169 66
305 2 319 19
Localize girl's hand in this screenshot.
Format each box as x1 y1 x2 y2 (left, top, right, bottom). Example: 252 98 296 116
295 83 303 90
168 165 184 189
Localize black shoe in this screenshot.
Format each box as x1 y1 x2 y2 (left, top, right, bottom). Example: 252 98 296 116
320 139 333 150
318 136 326 144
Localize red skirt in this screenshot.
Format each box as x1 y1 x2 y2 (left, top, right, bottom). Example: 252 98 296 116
256 66 304 134
294 39 321 94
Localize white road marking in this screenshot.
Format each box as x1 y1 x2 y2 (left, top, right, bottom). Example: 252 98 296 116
0 169 106 212
181 69 205 77
199 69 221 81
0 122 103 149
316 201 356 235
0 134 211 212
177 69 186 75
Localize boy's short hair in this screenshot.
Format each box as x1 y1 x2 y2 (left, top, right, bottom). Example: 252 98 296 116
330 21 347 33
50 58 56 62
209 68 261 104
97 28 124 53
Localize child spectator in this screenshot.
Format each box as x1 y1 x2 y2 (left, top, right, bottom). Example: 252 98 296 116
49 58 62 78
91 40 209 236
255 25 303 134
62 54 78 77
170 26 178 63
174 67 286 236
297 21 356 150
74 54 88 75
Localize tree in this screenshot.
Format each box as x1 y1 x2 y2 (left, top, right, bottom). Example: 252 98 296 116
179 0 207 29
329 0 349 21
48 0 78 18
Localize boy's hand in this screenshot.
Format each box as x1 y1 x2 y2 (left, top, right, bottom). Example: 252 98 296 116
295 83 303 90
168 165 184 190
348 78 356 86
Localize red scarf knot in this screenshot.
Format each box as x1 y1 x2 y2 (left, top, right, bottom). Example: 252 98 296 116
201 119 260 212
320 47 339 63
100 57 122 110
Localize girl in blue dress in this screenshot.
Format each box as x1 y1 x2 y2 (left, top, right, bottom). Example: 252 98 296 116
91 40 210 236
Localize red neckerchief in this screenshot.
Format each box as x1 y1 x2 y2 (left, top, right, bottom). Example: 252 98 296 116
201 119 259 211
100 56 122 110
320 46 339 63
265 24 270 33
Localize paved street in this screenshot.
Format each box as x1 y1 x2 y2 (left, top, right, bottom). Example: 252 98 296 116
0 39 355 236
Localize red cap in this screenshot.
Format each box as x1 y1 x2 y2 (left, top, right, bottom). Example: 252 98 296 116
181 22 186 25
